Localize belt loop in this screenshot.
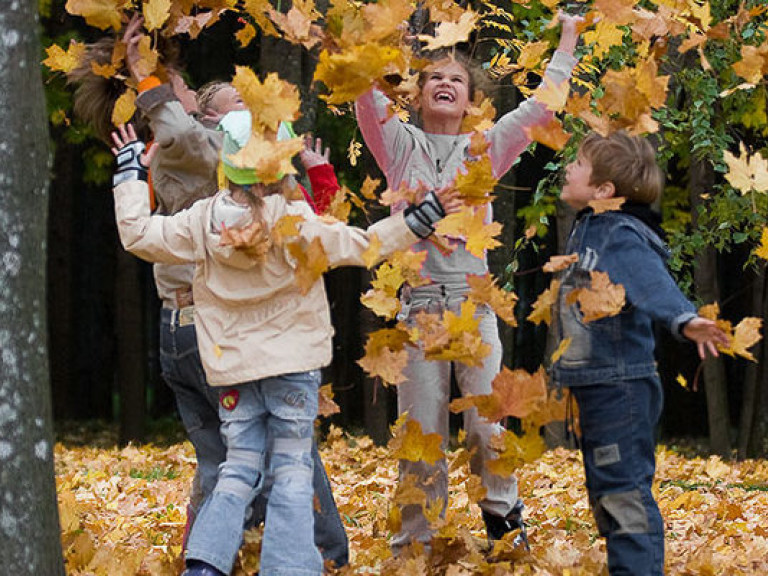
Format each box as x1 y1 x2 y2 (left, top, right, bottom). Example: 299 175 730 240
169 309 177 333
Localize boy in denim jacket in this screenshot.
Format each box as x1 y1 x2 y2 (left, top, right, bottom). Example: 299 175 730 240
552 131 728 575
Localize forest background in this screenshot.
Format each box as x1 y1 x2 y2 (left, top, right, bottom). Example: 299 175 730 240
1 0 768 572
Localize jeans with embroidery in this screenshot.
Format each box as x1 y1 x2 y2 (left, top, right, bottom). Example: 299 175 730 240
570 376 665 576
159 308 224 512
185 370 324 576
392 286 517 552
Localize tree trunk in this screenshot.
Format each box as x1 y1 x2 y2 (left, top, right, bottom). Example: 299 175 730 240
0 3 65 573
689 156 731 457
737 265 765 458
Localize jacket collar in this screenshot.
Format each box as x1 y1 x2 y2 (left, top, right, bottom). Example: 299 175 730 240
576 201 665 241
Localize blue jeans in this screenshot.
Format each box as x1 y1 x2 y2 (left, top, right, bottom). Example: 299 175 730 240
570 377 665 576
159 308 225 512
186 371 324 576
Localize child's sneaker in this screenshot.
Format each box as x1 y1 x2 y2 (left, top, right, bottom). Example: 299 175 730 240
482 498 529 550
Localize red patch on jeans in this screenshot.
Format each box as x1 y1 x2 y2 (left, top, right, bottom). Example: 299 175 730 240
220 390 240 411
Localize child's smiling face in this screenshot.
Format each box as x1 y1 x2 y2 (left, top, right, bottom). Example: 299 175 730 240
418 60 471 127
561 154 604 210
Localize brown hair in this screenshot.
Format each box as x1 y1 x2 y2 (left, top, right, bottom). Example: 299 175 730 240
196 81 230 116
417 50 493 103
579 131 664 204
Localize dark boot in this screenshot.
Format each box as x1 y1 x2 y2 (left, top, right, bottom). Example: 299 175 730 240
182 560 227 576
482 498 529 550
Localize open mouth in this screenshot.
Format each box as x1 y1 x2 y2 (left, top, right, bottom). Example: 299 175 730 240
434 91 455 103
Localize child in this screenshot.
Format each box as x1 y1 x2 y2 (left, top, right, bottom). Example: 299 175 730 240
110 113 460 575
355 13 582 551
552 131 729 575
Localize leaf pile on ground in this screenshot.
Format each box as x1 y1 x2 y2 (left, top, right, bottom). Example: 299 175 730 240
56 425 768 575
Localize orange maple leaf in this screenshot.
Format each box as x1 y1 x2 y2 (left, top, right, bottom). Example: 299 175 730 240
589 196 626 214
357 328 411 385
453 155 498 205
271 214 305 245
414 301 492 366
65 0 127 31
450 366 547 422
542 254 578 274
570 270 626 322
525 116 571 151
466 273 518 326
527 279 560 326
434 206 502 258
486 429 548 477
318 383 341 418
418 10 479 51
232 68 301 132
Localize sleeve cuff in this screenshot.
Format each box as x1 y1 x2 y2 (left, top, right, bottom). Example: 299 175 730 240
138 76 163 93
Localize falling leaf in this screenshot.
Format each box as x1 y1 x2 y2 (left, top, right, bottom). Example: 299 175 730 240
589 196 626 214
415 302 492 366
450 366 547 422
676 374 689 390
132 35 159 84
318 383 341 417
228 131 304 184
287 237 330 294
389 418 445 465
486 429 548 477
571 270 626 322
551 338 572 363
357 328 411 385
143 0 171 31
435 206 502 258
65 0 127 30
527 279 560 326
111 88 137 127
43 40 86 74
268 5 322 49
271 214 305 245
534 78 570 113
361 233 382 269
525 116 571 151
466 273 518 326
360 288 401 319
232 68 301 132
348 139 362 167
453 155 498 205
543 254 578 273
236 21 258 47
418 11 479 51
720 317 763 362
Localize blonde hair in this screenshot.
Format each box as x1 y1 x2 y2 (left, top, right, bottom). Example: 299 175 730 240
579 131 664 204
196 81 230 116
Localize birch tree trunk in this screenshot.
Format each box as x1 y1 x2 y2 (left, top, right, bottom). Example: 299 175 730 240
0 2 65 573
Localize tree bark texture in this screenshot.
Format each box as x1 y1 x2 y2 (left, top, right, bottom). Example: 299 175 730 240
0 2 65 573
689 156 732 457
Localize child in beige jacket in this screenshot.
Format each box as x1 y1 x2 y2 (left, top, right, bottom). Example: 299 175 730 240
110 113 460 576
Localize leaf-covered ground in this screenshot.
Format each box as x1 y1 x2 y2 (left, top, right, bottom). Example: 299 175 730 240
56 425 768 575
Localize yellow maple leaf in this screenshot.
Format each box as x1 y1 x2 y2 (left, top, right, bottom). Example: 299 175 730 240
723 142 768 195
466 273 518 326
574 270 626 322
461 97 496 133
43 41 86 74
357 327 411 385
486 429 548 477
517 40 550 70
594 0 636 25
419 10 480 51
232 68 301 132
111 89 136 127
434 206 502 258
287 237 330 294
268 6 321 49
228 132 304 184
754 227 768 261
583 19 626 60
359 175 380 200
360 288 401 319
676 373 690 390
527 279 560 326
133 35 159 81
416 301 492 366
65 0 127 30
370 261 407 296
271 214 304 245
453 155 498 205
719 317 763 362
325 187 352 223
236 21 258 47
534 78 570 113
143 0 171 31
389 418 445 465
91 61 118 78
241 0 279 37
551 337 572 363
315 44 405 105
362 234 382 269
362 0 414 44
732 45 768 85
450 366 547 422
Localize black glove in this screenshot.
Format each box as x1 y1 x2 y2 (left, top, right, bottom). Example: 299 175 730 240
113 141 148 186
404 191 446 238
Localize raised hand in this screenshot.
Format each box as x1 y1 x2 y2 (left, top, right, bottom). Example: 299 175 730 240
682 317 730 360
299 136 331 170
122 14 147 83
111 124 154 186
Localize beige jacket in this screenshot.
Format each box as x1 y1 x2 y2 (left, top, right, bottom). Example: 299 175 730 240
114 180 418 386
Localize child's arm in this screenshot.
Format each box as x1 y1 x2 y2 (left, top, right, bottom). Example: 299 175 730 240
111 125 199 264
681 317 730 360
488 14 582 178
300 136 339 214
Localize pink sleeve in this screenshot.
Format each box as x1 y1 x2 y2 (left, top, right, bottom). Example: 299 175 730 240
355 88 396 175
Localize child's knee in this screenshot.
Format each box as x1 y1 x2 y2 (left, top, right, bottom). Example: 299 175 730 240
271 437 314 482
592 489 649 536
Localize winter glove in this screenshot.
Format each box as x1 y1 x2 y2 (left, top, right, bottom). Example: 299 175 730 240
113 141 148 187
404 191 446 239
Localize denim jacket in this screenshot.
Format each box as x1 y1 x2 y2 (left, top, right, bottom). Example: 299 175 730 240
551 207 697 387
